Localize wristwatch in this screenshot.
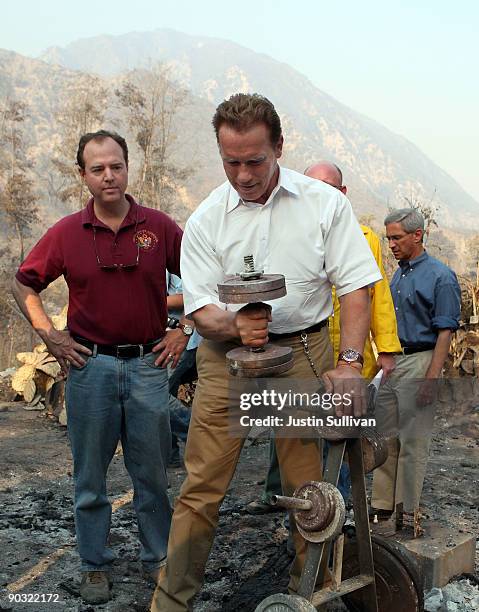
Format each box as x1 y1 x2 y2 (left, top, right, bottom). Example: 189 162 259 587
337 349 364 366
179 322 194 337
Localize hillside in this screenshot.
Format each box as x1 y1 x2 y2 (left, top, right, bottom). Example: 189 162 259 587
40 28 479 230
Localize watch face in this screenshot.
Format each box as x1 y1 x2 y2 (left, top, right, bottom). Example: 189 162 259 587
338 349 363 365
182 324 193 336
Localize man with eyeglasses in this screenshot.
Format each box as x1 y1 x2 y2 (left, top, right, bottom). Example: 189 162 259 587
12 130 184 604
371 208 460 521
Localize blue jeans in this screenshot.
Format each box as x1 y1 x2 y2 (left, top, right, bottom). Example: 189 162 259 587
66 351 172 572
323 440 351 504
168 348 197 398
168 349 196 446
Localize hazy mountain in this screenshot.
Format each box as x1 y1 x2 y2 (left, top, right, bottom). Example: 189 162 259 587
0 47 223 228
40 28 479 230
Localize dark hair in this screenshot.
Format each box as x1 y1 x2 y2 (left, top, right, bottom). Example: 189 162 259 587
212 93 282 146
76 130 129 170
332 163 343 185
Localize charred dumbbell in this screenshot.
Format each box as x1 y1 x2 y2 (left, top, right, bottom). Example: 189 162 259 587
271 481 345 543
217 255 294 377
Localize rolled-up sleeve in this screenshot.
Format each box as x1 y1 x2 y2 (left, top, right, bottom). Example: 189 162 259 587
432 277 461 331
323 194 382 297
180 216 225 316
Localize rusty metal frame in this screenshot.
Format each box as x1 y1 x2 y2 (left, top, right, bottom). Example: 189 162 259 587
295 438 378 611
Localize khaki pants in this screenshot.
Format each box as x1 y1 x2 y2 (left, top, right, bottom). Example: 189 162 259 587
371 350 436 513
151 328 333 611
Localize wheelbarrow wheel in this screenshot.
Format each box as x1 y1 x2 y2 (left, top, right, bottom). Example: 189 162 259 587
255 592 317 611
342 532 423 611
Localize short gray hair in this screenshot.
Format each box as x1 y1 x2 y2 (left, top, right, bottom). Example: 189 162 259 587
384 208 424 234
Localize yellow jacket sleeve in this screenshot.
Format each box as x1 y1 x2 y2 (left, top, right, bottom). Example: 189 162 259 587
363 226 402 355
329 226 401 379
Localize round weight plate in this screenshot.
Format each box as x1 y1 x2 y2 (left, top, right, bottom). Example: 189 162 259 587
361 428 388 473
341 533 423 612
220 286 287 304
227 345 293 369
255 593 317 612
219 274 286 293
228 358 294 378
295 482 345 543
293 481 335 532
218 274 286 303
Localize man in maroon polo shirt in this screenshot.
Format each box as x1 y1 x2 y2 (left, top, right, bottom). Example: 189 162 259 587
12 130 185 604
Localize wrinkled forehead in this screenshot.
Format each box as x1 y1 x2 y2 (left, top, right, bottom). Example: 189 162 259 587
218 123 275 160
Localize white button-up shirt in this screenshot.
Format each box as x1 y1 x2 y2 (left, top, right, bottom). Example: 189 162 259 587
181 167 382 333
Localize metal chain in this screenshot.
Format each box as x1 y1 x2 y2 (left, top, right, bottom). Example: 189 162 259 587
300 332 322 380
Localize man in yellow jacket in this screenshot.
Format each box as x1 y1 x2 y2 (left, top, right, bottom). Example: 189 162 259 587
306 162 401 379
246 161 401 515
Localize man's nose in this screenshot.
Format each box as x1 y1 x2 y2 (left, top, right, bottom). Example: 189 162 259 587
104 167 114 181
237 164 253 184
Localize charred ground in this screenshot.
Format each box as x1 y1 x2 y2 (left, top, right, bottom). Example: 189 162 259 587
0 393 477 612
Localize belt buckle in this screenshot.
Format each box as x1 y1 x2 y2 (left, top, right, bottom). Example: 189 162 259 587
116 343 133 359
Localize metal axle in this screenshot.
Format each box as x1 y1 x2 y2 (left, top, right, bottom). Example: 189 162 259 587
271 494 313 512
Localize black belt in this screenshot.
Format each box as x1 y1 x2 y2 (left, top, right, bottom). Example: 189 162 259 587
268 320 327 341
402 343 435 355
73 336 159 359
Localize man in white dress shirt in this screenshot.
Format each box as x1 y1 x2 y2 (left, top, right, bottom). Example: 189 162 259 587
151 93 382 611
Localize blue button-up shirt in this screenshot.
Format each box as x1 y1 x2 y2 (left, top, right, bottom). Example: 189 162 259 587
167 272 201 351
390 251 460 346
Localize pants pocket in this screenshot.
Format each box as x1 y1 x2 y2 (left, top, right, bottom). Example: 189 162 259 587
141 351 161 369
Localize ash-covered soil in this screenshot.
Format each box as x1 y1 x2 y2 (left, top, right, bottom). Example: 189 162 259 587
0 396 477 612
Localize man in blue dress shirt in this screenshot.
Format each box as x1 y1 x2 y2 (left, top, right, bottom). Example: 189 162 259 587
166 272 200 466
371 208 461 518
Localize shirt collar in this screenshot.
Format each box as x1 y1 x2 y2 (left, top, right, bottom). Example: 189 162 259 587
226 165 300 214
399 250 428 269
81 194 146 228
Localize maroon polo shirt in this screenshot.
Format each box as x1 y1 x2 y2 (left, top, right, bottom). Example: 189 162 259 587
16 195 182 345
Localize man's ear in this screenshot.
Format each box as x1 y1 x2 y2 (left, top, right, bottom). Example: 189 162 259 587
340 186 347 195
275 135 284 158
414 228 424 243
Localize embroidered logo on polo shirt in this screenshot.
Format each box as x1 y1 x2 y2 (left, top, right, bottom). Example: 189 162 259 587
134 229 158 251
